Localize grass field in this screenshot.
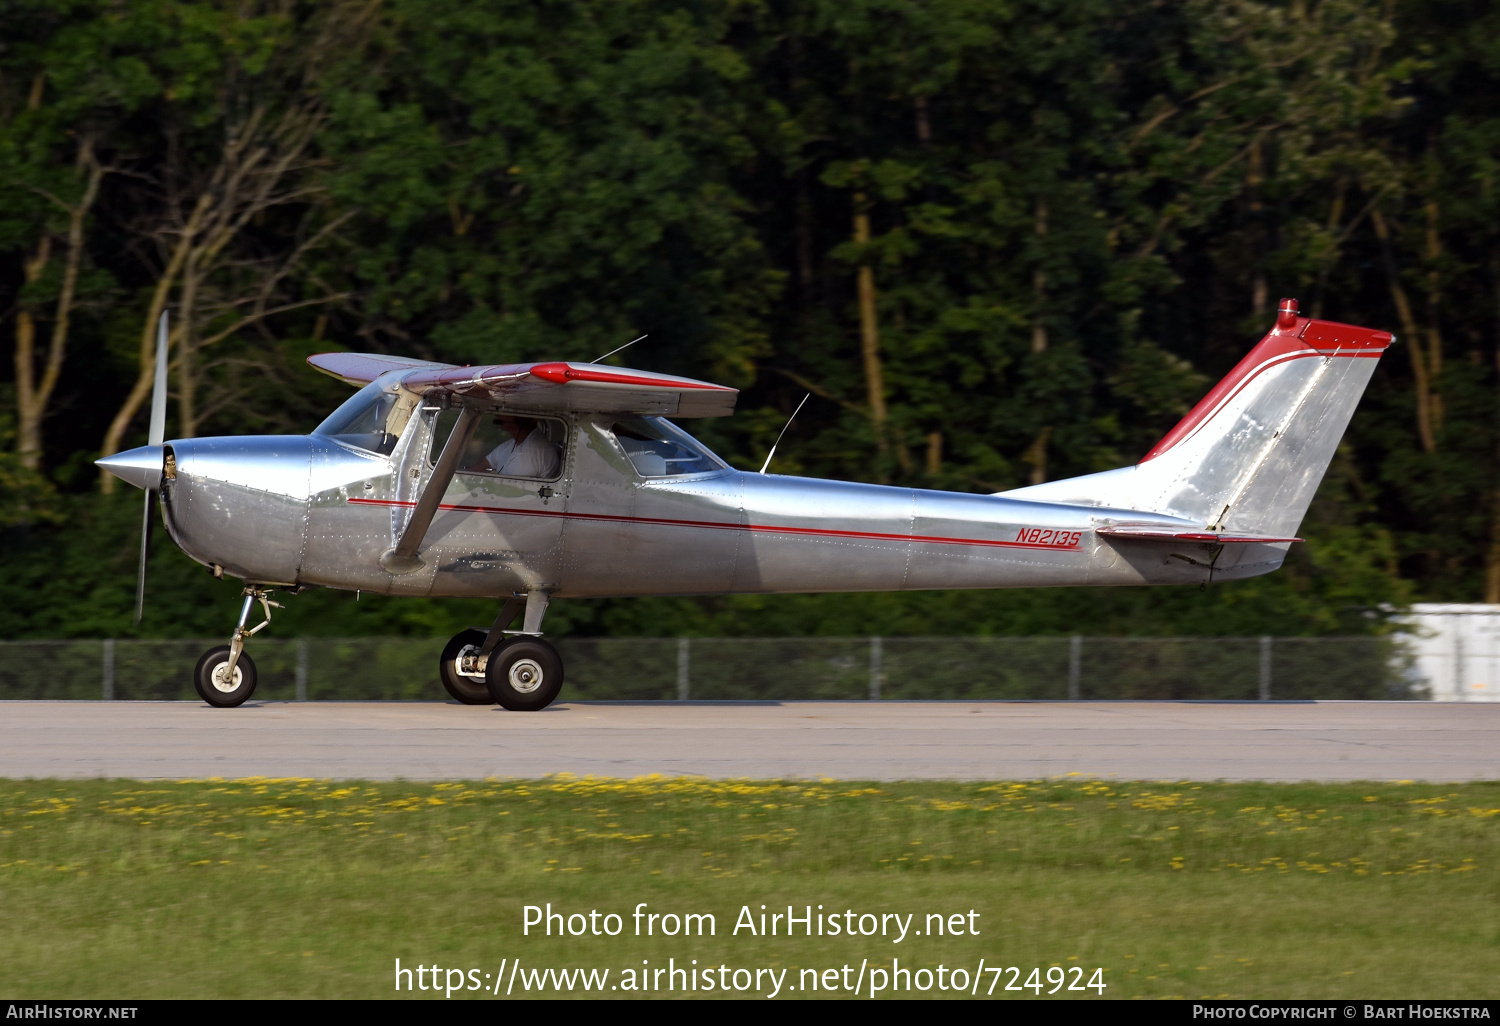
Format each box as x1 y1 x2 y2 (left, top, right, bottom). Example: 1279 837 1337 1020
2 776 1497 999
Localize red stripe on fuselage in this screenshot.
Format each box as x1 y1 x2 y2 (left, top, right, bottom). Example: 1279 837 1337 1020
346 497 1084 551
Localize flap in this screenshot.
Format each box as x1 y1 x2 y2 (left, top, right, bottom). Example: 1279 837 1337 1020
1097 525 1302 544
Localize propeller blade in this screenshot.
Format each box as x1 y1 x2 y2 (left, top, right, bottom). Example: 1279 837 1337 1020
137 310 168 622
135 488 152 624
148 311 168 447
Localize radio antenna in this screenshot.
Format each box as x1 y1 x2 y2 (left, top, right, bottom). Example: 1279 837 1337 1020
759 393 811 475
591 334 647 364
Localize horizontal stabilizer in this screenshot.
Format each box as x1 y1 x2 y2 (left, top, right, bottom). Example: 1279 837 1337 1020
1096 525 1302 544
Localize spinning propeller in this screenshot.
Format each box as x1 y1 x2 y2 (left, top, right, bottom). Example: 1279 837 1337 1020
136 312 169 623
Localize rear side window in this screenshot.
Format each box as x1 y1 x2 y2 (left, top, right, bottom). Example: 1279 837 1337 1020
610 416 725 477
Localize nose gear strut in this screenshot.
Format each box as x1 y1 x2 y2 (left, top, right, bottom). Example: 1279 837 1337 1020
225 587 280 679
194 586 281 708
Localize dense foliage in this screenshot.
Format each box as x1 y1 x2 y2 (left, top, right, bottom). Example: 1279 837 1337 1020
3 0 1496 638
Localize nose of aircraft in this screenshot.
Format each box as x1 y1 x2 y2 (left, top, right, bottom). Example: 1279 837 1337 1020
96 445 165 491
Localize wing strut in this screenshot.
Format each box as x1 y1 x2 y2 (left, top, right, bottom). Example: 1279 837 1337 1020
381 403 481 575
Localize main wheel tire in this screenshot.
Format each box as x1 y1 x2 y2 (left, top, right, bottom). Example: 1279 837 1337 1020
485 638 564 711
193 646 258 708
439 629 494 705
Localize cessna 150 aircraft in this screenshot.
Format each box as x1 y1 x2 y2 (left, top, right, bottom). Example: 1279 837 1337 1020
97 298 1391 710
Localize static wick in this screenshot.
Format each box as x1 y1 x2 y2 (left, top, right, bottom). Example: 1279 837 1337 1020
759 393 811 475
591 335 648 365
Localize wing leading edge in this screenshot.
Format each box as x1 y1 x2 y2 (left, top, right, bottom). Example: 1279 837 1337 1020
307 353 738 418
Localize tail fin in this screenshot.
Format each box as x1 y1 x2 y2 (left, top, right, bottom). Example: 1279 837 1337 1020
1001 299 1392 539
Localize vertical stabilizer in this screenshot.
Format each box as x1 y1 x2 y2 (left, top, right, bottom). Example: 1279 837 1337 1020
1000 299 1392 539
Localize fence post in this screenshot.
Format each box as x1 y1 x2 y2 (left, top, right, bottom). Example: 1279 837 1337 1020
102 639 115 701
869 636 883 700
1453 628 1465 703
676 637 690 701
1068 635 1082 700
1259 636 1272 701
296 639 309 702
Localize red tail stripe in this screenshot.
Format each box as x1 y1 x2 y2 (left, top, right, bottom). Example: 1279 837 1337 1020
1141 317 1391 464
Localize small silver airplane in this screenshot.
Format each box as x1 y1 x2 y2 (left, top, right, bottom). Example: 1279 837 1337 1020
98 297 1391 709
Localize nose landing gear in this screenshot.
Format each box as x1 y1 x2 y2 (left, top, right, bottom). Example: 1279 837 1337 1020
438 591 563 710
194 586 279 708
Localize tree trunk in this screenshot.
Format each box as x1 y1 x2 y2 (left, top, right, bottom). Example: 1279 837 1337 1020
1424 199 1444 432
1024 425 1053 486
16 138 103 471
1487 247 1500 603
176 250 203 439
1032 197 1049 354
13 237 52 470
1248 138 1267 317
1371 207 1437 453
925 431 942 476
98 192 212 492
1312 176 1348 320
853 192 911 476
1028 198 1050 482
795 171 815 300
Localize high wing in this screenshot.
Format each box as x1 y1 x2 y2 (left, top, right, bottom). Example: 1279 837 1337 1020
307 353 738 418
305 352 449 387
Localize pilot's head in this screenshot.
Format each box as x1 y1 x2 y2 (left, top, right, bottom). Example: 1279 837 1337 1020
494 415 535 441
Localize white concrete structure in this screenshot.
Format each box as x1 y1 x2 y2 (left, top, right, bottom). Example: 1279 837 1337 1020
1400 603 1500 702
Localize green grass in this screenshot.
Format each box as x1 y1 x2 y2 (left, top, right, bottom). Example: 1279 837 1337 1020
2 776 1497 999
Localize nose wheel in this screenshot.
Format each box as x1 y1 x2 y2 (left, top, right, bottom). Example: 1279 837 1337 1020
194 646 259 707
194 586 278 708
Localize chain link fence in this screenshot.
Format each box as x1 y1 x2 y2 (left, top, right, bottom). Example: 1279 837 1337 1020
0 636 1420 701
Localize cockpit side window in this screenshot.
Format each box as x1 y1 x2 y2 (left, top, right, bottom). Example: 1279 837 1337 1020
608 416 725 477
313 375 414 456
430 409 566 481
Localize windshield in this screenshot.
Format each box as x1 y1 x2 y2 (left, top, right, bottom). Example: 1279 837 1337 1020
609 416 726 477
313 376 409 455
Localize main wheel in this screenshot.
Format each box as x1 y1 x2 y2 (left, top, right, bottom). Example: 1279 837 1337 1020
439 629 494 705
485 638 564 711
193 646 258 708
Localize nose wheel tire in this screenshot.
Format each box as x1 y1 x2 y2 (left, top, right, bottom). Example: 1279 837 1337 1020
439 629 494 705
485 638 564 711
193 646 258 708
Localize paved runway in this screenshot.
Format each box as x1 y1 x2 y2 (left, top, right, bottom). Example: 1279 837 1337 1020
1 700 1497 782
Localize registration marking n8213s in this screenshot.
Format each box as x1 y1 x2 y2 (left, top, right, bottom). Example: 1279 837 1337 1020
1014 528 1084 548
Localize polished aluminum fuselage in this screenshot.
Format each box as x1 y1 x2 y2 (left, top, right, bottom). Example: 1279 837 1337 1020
160 406 1283 599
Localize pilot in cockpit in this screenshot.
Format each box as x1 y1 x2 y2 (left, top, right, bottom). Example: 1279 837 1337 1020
470 415 560 478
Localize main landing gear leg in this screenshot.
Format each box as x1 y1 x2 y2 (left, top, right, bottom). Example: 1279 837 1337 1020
194 587 279 708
